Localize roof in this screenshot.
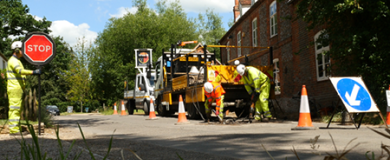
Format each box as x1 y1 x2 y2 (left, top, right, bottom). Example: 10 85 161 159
240 0 251 5
220 0 262 42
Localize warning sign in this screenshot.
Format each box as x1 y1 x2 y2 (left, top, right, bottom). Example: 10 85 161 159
135 49 153 68
330 77 379 113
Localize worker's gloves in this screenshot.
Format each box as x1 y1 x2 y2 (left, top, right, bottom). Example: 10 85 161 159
32 69 41 75
251 92 260 103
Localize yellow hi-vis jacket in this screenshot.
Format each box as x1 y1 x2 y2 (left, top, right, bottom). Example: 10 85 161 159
242 66 269 95
7 56 33 91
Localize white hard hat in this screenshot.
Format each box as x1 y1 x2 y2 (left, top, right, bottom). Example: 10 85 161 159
204 82 213 93
236 64 246 76
11 41 22 50
234 60 240 66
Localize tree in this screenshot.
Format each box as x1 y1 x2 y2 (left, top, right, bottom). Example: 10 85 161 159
90 0 197 105
195 9 226 61
294 0 390 109
62 37 92 112
0 0 51 57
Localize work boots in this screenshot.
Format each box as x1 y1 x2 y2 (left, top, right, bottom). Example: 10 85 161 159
205 113 211 123
248 108 254 119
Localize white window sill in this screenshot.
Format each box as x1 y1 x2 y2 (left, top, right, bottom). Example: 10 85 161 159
317 77 329 82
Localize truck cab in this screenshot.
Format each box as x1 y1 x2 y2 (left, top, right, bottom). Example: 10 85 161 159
124 71 155 115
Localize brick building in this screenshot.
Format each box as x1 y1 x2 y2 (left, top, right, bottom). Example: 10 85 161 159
220 0 338 119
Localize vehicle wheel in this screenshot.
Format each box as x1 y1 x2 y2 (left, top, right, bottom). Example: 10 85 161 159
127 100 135 115
157 98 167 117
186 103 203 119
235 105 249 118
143 101 150 115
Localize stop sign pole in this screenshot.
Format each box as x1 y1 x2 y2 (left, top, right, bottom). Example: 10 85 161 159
22 32 56 135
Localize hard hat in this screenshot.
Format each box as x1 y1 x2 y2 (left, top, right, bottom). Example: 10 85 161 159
236 64 246 76
204 82 213 93
234 60 240 66
11 41 22 50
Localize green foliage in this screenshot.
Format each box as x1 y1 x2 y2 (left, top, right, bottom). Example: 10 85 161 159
294 0 390 112
23 36 72 118
0 0 51 57
195 9 226 61
91 0 198 105
61 37 92 113
15 122 114 159
0 69 8 118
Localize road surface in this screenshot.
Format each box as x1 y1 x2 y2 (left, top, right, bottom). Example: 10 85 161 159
53 114 390 159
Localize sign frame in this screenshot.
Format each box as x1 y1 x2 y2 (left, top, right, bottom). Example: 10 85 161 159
327 77 387 129
135 49 153 68
22 32 56 66
330 77 379 113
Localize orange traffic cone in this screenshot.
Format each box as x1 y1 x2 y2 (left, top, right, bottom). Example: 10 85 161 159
113 102 118 115
146 99 158 120
386 85 390 126
292 85 316 130
120 100 127 116
175 95 189 125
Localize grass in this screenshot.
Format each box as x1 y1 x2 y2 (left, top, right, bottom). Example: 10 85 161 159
12 121 115 160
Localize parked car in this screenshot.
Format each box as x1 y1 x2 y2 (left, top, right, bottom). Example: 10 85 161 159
46 105 60 116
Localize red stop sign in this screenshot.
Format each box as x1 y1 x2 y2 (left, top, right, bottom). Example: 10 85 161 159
22 32 56 66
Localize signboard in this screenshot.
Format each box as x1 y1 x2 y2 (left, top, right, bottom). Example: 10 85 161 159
330 77 379 113
22 32 56 66
135 49 152 68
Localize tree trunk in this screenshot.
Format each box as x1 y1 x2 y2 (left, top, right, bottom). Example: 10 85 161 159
81 101 83 113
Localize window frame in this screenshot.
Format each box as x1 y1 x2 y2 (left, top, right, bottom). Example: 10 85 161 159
314 31 330 81
269 1 277 37
252 18 258 47
237 31 241 57
273 58 281 95
251 0 257 6
226 41 230 62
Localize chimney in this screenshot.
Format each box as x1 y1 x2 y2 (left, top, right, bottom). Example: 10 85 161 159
233 0 240 22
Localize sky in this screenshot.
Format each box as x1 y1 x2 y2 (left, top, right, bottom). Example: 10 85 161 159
23 0 235 47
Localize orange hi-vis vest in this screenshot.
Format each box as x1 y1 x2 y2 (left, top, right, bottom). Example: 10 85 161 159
205 82 226 106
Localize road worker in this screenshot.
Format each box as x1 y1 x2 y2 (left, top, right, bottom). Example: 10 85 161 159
204 81 225 123
236 64 271 121
7 41 41 135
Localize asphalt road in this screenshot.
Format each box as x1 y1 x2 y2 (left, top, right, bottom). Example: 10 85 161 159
53 114 390 160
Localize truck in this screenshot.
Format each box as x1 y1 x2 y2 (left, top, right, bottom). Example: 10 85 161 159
125 42 275 120
124 48 156 115
153 42 274 120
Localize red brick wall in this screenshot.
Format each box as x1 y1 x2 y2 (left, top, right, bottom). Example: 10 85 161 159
220 0 340 119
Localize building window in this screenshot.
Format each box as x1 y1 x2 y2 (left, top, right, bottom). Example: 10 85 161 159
251 0 257 6
237 31 241 57
226 41 230 63
314 31 330 81
273 58 281 95
270 1 277 37
252 18 258 47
